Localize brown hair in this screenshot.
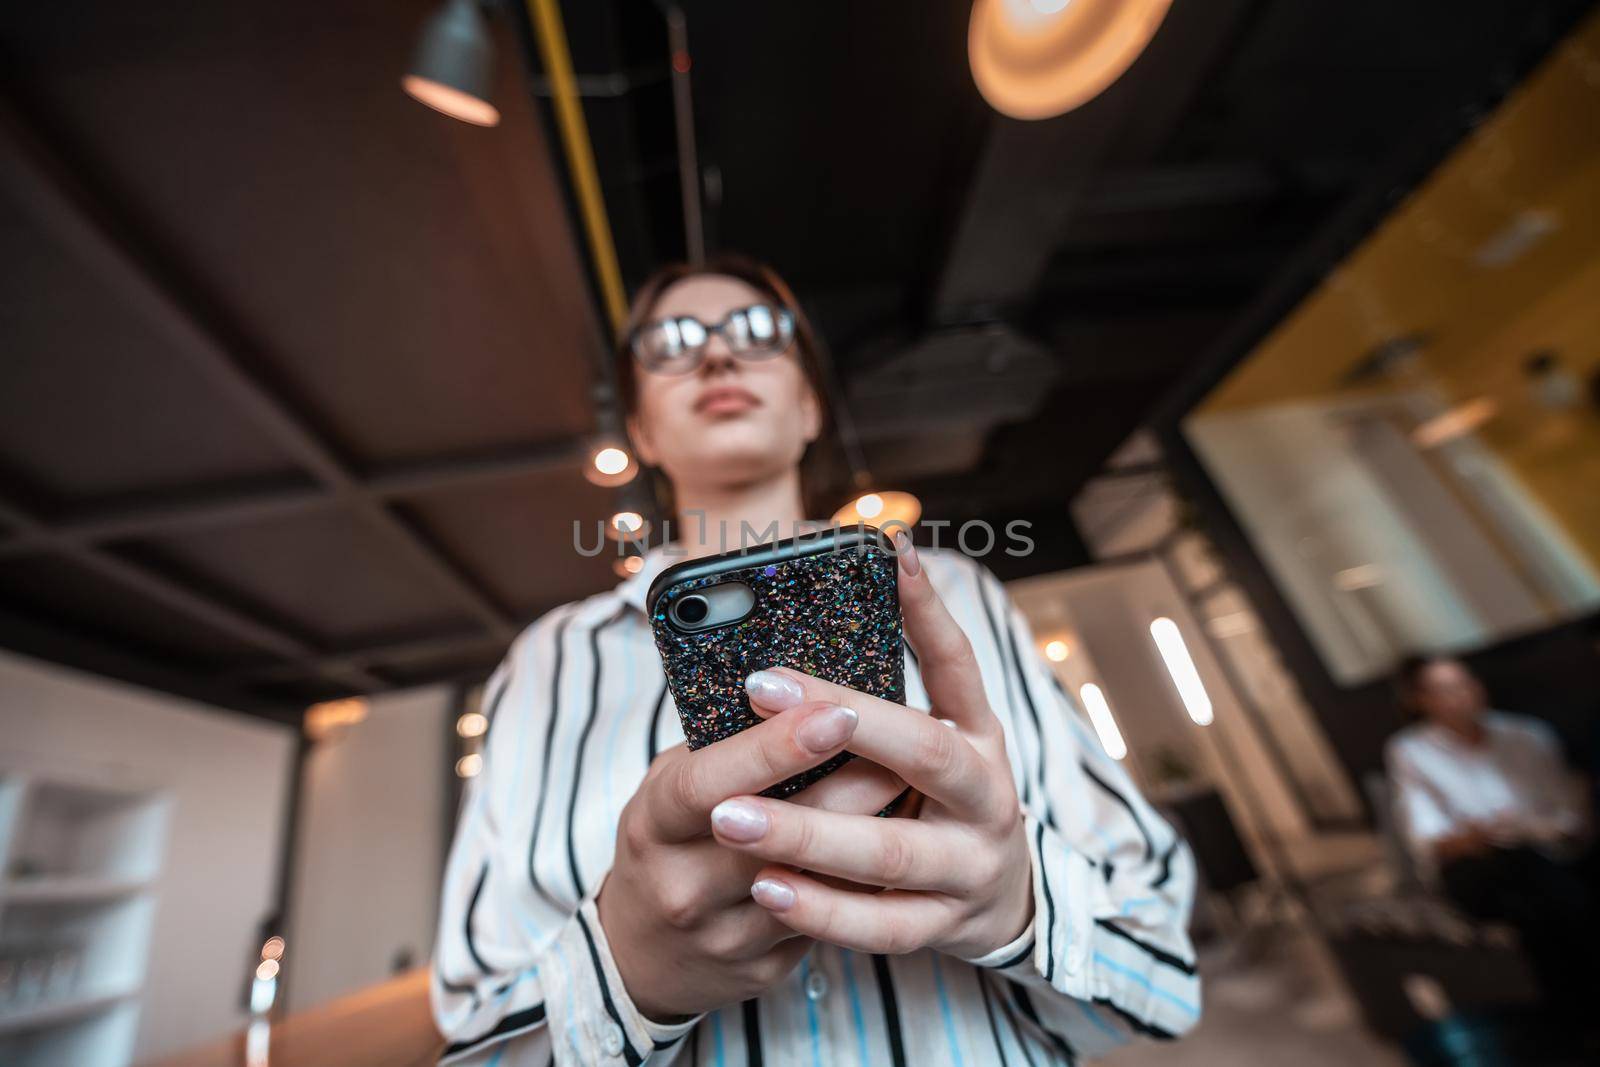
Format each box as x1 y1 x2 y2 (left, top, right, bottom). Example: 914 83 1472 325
616 254 836 516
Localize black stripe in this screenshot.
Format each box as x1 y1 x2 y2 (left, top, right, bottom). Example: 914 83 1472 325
1015 987 1078 1064
999 986 1041 1067
990 936 1036 971
1036 820 1058 984
440 1002 548 1059
1079 760 1155 864
526 610 574 907
645 679 670 764
976 973 1012 1067
871 954 908 1067
742 998 764 1067
1093 997 1179 1040
575 910 644 1066
1153 840 1178 889
463 862 491 974
690 1025 700 1065
567 605 627 898
972 568 1033 810
997 592 1057 829
1094 918 1197 975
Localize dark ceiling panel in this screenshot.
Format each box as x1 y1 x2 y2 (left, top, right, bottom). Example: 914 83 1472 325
0 195 299 507
0 553 274 670
397 468 622 618
118 508 478 649
0 1 600 468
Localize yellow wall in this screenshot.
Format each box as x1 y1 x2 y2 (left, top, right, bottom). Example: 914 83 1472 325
1199 9 1600 566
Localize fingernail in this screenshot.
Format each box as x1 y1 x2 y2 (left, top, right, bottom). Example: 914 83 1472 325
751 878 796 911
797 704 858 753
711 799 769 842
939 718 958 730
746 670 805 710
893 531 921 577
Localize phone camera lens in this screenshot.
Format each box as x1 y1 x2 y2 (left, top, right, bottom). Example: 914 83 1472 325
673 594 710 626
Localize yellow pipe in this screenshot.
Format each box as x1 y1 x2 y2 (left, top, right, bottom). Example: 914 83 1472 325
525 0 629 336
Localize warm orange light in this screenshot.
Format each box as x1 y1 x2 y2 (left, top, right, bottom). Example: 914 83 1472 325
831 491 921 530
261 936 285 962
606 510 649 543
256 959 280 981
612 554 646 579
1411 397 1499 449
585 442 638 487
401 75 501 127
456 753 484 778
456 712 488 739
969 0 1173 120
304 698 369 741
1044 639 1070 662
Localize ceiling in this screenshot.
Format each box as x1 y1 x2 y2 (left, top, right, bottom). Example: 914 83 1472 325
0 0 1590 719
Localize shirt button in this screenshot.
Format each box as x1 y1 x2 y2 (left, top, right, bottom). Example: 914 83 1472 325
602 1021 625 1056
805 970 830 1001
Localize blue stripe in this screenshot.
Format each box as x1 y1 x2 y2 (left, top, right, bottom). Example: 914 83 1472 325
1091 952 1201 1018
485 1046 505 1067
841 951 870 1067
711 1008 726 1067
1077 999 1124 1041
1119 897 1158 915
800 955 824 1067
930 953 965 1067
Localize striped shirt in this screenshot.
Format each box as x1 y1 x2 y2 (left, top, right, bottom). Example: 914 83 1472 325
432 546 1201 1065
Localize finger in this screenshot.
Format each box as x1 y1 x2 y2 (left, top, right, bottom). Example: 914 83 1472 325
759 673 994 816
791 757 907 816
711 798 966 891
891 532 994 733
748 867 951 955
648 702 860 841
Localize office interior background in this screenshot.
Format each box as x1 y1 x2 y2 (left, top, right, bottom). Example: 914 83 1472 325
2 0 1599 1064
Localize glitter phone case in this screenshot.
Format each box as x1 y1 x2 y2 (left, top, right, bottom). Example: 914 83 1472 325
647 526 905 798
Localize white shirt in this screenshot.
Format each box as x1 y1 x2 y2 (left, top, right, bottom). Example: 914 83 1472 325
1386 711 1583 871
431 546 1200 1065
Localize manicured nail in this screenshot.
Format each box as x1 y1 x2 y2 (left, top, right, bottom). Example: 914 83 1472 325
746 670 805 710
711 799 769 842
751 878 796 911
797 704 858 753
893 531 921 577
939 718 958 730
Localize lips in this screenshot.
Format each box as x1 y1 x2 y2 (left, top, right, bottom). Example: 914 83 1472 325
694 385 761 416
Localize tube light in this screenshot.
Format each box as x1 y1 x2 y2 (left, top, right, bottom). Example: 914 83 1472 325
1078 683 1127 761
1150 617 1213 725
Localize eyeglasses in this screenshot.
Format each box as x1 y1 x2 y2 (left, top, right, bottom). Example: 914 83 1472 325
629 303 796 375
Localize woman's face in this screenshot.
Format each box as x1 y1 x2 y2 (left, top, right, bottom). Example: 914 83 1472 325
627 274 821 494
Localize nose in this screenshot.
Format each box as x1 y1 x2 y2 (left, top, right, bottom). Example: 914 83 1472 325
697 331 738 377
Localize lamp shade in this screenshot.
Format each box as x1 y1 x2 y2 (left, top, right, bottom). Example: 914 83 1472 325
969 0 1172 120
403 0 501 127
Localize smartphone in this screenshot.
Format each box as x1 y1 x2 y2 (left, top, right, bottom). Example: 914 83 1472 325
647 525 905 798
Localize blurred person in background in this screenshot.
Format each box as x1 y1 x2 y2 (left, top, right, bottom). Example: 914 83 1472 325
1386 654 1599 1023
428 255 1200 1065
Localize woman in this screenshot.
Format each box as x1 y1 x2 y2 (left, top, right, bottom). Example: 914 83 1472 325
432 255 1199 1065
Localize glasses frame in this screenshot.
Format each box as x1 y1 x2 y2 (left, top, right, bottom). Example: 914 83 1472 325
628 303 797 375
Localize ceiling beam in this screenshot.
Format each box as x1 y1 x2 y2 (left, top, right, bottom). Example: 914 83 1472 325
0 438 587 558
0 493 389 693
0 94 516 643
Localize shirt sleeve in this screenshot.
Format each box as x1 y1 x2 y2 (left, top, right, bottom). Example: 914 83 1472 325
1517 717 1586 839
956 569 1201 1058
431 615 699 1066
1385 736 1456 862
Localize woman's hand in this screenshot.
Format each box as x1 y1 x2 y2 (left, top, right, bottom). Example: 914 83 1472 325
598 700 906 1020
714 535 1034 960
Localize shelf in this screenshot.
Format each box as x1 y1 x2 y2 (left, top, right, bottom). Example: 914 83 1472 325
1 877 152 906
0 988 138 1035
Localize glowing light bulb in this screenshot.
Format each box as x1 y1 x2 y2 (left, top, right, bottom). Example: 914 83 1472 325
256 959 280 981
1150 618 1213 725
594 447 630 476
1079 683 1127 760
456 753 483 778
456 712 488 739
855 493 884 519
261 936 285 961
1044 640 1070 662
612 511 643 534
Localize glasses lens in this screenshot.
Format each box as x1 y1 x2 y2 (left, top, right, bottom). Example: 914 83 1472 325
632 317 705 373
727 304 792 357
